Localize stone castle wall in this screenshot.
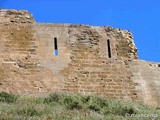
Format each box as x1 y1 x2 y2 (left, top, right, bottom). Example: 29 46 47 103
0 10 159 106
130 60 160 106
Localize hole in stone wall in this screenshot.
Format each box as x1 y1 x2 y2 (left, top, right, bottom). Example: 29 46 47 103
54 37 58 56
158 64 160 67
133 93 137 95
107 39 111 58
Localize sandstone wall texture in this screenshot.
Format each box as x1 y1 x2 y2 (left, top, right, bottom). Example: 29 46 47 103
130 60 160 106
0 10 159 106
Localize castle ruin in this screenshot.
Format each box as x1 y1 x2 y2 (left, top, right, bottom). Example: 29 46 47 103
0 9 160 106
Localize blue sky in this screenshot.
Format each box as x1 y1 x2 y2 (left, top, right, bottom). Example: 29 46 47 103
0 0 160 62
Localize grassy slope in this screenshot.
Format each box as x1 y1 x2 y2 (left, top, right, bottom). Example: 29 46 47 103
0 92 159 120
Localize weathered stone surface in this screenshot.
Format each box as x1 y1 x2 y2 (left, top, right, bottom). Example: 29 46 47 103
130 60 160 106
0 9 159 106
0 9 34 24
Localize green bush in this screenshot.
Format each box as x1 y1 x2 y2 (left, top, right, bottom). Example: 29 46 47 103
43 93 160 118
63 96 82 110
80 95 91 103
44 92 64 104
44 93 83 110
0 92 17 103
88 104 101 112
0 92 159 119
156 107 160 110
17 106 41 116
84 96 108 113
115 106 136 116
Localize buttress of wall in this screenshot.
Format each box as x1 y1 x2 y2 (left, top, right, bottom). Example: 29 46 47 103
130 60 160 106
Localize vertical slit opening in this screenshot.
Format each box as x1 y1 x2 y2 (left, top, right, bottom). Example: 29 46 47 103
54 37 58 56
107 39 111 58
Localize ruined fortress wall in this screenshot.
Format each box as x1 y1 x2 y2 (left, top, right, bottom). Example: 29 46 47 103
29 23 139 101
0 10 159 106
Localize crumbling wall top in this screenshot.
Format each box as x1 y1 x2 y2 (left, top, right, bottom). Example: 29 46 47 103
0 9 34 24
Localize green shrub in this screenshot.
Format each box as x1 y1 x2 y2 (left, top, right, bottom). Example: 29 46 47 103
43 93 160 118
0 92 17 103
85 96 108 112
88 104 101 112
17 106 41 116
63 96 82 110
44 93 83 110
94 97 108 108
80 95 91 103
116 106 136 116
0 92 159 119
44 92 64 104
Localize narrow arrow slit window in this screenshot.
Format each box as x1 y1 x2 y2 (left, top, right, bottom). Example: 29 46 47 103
107 39 111 58
54 37 58 56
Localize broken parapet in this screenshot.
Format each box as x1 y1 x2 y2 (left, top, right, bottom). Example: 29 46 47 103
0 9 34 24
